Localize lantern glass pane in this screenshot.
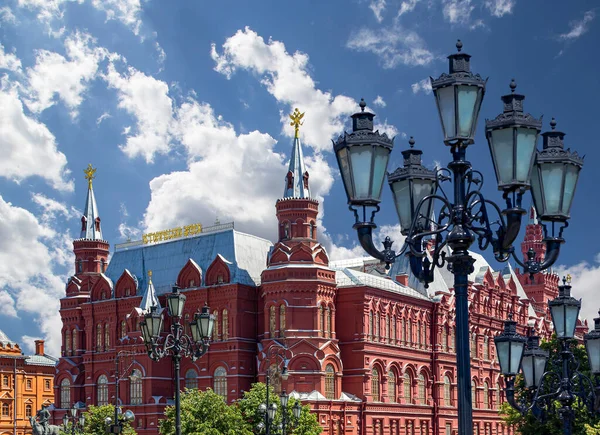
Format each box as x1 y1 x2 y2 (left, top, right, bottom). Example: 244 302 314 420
199 315 210 339
534 355 547 387
349 146 374 199
496 341 509 374
168 293 185 318
561 164 580 216
551 304 566 337
530 165 544 216
280 394 289 407
337 147 354 200
437 86 456 138
509 341 524 374
586 338 600 373
515 128 538 183
372 146 391 201
541 163 564 215
457 85 478 137
490 128 513 185
521 355 534 387
207 315 215 338
190 320 199 342
413 180 436 231
391 179 412 231
565 304 580 339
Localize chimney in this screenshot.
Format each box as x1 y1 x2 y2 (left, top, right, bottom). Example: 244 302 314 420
35 340 44 356
396 274 409 286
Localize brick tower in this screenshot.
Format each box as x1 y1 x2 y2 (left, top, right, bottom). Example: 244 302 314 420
259 108 341 397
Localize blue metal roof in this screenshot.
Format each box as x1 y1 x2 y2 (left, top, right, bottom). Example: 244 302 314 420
105 229 273 297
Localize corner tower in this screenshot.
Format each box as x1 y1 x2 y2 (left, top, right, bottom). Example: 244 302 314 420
260 109 340 398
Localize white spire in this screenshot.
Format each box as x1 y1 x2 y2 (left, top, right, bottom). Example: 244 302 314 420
283 108 311 199
140 270 161 313
80 164 103 240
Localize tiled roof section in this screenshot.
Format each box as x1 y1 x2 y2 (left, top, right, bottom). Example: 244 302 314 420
105 229 272 295
0 330 16 346
334 267 431 301
25 354 58 367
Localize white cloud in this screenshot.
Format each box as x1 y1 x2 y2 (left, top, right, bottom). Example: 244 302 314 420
31 192 79 223
397 0 420 16
373 95 386 107
346 25 435 68
118 203 141 241
323 223 406 261
442 0 475 25
411 77 432 94
374 119 399 139
369 0 386 23
0 291 18 318
96 112 111 125
559 10 595 40
90 0 142 36
555 253 600 330
103 62 174 162
155 41 166 70
484 0 515 17
0 80 73 191
0 44 22 73
211 27 357 153
25 31 109 117
0 6 17 24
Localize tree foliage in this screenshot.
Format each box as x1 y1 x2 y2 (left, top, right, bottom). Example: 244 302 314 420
499 336 600 435
59 405 137 435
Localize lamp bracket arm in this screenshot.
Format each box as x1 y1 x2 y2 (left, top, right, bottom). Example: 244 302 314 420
405 194 452 248
434 167 453 202
505 378 527 415
354 223 396 268
465 169 485 197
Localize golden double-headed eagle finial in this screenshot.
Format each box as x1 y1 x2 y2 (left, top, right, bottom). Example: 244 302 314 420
83 164 96 189
289 108 305 138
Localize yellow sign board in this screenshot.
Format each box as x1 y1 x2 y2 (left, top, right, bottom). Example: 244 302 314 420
142 223 202 244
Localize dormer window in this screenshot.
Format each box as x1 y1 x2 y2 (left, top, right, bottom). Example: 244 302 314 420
125 288 131 297
283 222 290 239
77 260 83 274
101 291 106 300
81 216 87 232
95 217 101 231
189 279 195 288
217 275 223 284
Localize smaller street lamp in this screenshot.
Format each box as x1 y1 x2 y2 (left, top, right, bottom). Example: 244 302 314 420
548 276 581 339
494 313 527 378
62 405 85 435
585 312 600 374
105 409 135 434
521 335 548 389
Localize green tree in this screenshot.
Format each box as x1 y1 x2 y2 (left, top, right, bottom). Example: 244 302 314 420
499 336 600 435
159 388 252 435
237 383 322 435
59 405 137 435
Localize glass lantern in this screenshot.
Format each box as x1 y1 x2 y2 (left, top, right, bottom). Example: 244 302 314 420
494 315 527 377
167 285 186 318
521 334 548 388
585 311 600 374
548 276 581 339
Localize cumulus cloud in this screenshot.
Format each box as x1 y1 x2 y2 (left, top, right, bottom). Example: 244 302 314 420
373 95 386 107
559 10 595 41
0 80 73 191
211 27 356 153
118 203 141 241
0 44 22 72
442 0 475 25
484 0 515 17
369 0 386 22
411 78 432 94
397 0 421 16
0 291 18 318
346 25 435 69
0 6 17 24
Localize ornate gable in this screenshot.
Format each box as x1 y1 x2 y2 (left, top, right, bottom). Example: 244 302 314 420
206 254 231 286
177 258 203 288
114 269 138 298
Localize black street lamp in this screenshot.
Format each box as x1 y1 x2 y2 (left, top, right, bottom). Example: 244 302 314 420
257 345 293 435
333 40 583 435
139 286 215 435
495 277 600 435
62 405 85 435
104 408 135 434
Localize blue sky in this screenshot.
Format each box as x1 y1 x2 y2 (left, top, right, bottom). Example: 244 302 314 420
0 0 598 356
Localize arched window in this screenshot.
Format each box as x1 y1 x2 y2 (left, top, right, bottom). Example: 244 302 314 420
402 318 407 343
283 222 290 239
101 259 106 273
121 321 127 339
320 305 325 337
385 315 390 343
310 222 316 239
72 328 77 353
417 321 422 346
1 403 9 417
65 329 71 355
407 320 412 345
96 324 102 352
60 378 71 408
369 311 373 341
403 373 412 403
212 311 219 341
391 316 396 344
418 374 426 404
214 367 227 399
387 371 396 402
97 375 108 406
105 323 110 350
185 369 198 390
25 404 32 417
325 364 335 399
269 306 276 337
375 312 380 340
2 375 8 387
442 327 447 352
371 368 380 401
471 380 477 408
77 259 82 274
279 305 286 338
483 382 490 409
420 324 425 347
130 369 143 404
326 307 332 337
483 336 489 360
444 376 451 406
222 309 229 341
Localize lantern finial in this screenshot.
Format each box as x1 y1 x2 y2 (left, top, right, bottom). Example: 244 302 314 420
409 136 415 148
510 78 517 93
456 39 463 52
550 117 557 130
359 98 366 112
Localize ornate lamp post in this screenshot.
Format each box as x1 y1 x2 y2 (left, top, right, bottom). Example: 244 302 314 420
495 277 600 435
139 286 215 435
104 409 135 434
257 345 293 435
333 40 583 435
62 405 85 435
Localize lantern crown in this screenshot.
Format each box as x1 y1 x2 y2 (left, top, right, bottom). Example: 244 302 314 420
485 80 542 131
539 119 584 166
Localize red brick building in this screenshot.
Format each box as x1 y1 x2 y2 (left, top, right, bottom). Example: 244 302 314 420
53 133 578 435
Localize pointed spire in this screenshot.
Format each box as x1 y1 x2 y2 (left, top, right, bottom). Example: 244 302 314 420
284 108 311 199
80 164 103 240
140 270 161 313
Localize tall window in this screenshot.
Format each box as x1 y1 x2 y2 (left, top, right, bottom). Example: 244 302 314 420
417 321 422 346
72 328 77 353
444 376 451 406
222 309 229 341
60 379 70 408
417 374 426 404
65 329 71 355
391 316 396 344
25 404 32 417
214 367 227 399
450 327 455 350
1 403 9 417
26 379 32 389
442 327 447 352
472 380 477 408
403 373 412 403
185 370 198 389
320 306 326 337
130 370 143 405
325 364 335 399
483 336 489 360
407 320 412 345
326 307 332 337
96 324 102 352
483 382 490 409
97 375 108 406
369 311 373 341
420 325 425 348
402 318 407 343
212 311 219 341
121 321 127 339
375 312 380 340
471 333 477 358
2 375 8 387
269 306 276 337
371 368 380 401
105 323 110 350
385 315 390 343
279 305 286 338
387 371 396 402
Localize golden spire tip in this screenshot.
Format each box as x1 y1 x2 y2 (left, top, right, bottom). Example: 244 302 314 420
83 163 96 189
289 108 305 139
